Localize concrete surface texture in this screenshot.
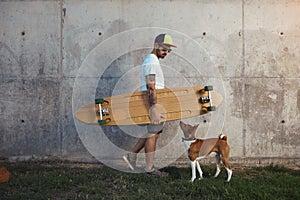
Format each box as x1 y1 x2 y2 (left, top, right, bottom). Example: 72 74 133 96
0 0 299 170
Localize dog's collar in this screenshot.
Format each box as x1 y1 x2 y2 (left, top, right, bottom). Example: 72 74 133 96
182 137 196 142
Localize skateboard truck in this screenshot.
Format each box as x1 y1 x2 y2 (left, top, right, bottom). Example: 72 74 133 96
95 98 111 125
199 86 216 111
102 107 109 115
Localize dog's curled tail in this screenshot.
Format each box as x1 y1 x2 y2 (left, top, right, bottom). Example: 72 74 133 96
219 133 227 141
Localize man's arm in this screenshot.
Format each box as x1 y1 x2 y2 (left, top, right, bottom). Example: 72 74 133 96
145 74 162 124
146 74 157 106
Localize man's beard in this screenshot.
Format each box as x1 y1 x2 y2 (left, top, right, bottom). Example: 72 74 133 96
156 49 167 59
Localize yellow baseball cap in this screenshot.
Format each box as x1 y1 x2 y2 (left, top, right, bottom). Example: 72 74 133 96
154 34 177 47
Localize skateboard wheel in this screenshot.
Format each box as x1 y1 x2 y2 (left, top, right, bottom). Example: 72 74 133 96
95 98 104 104
204 86 213 91
207 106 216 111
98 120 106 125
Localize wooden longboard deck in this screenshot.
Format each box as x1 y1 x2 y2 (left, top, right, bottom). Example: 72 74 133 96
75 86 223 126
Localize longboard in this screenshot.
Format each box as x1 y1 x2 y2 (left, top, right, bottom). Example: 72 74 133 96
75 86 223 126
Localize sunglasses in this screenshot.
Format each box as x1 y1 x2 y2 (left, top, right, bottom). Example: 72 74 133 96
158 44 172 53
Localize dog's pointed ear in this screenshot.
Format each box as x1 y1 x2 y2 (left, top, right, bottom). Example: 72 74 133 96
188 124 199 137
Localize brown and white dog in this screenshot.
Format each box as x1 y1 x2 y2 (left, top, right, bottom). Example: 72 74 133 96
179 121 232 182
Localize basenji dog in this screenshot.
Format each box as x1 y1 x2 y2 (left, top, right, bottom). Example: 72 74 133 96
179 121 232 182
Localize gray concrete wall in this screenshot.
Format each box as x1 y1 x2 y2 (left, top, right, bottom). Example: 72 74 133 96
1 0 299 169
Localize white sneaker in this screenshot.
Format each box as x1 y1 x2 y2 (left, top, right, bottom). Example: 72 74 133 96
122 153 136 171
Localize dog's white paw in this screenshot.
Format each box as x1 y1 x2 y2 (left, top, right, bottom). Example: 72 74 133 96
226 168 232 182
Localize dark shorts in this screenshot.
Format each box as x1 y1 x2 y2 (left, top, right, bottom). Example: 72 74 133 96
146 122 165 134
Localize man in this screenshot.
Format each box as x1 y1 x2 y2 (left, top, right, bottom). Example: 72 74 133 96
123 34 176 175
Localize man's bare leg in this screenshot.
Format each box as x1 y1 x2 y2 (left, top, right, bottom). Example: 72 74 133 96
145 133 160 170
123 137 146 170
131 137 147 154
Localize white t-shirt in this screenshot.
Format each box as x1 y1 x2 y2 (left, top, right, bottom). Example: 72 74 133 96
141 54 164 91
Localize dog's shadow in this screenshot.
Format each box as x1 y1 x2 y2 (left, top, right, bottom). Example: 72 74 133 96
164 166 190 180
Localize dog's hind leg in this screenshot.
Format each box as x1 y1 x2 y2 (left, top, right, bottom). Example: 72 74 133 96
196 161 203 180
221 156 232 182
225 167 232 182
190 161 197 182
214 153 221 178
